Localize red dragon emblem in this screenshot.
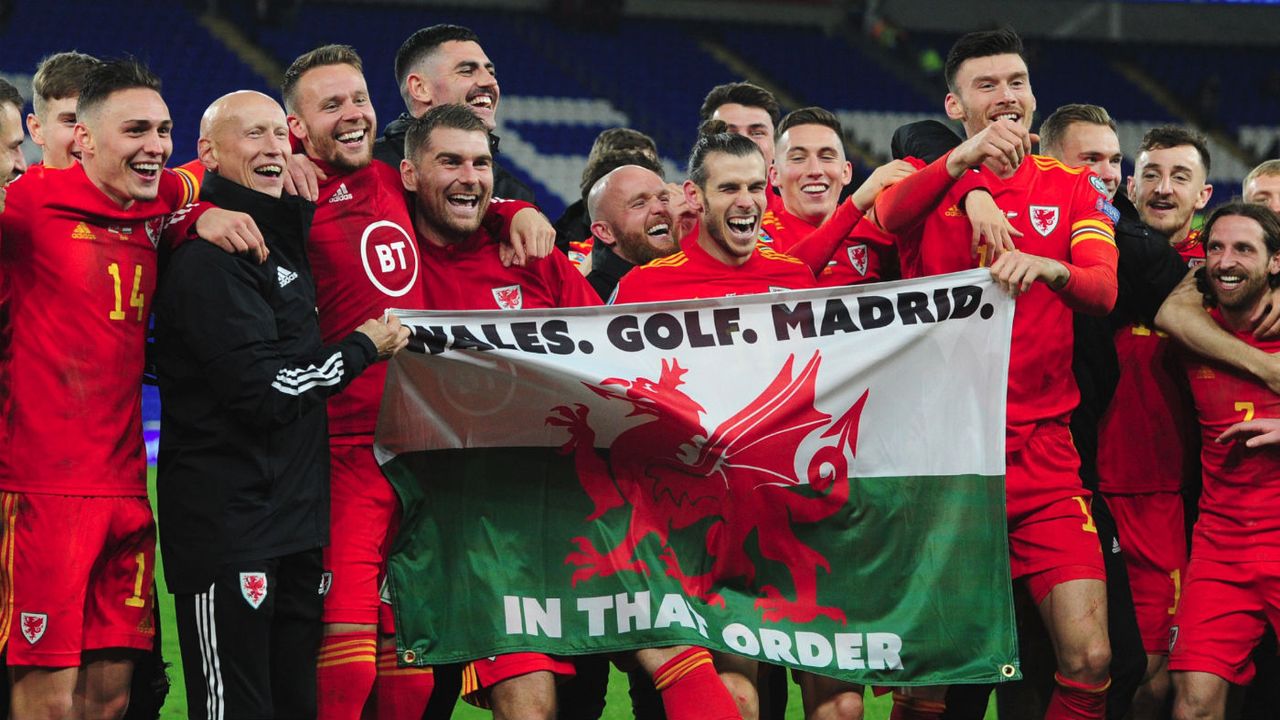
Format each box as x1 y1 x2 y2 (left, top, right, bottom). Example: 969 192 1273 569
547 351 868 624
240 572 268 609
492 284 523 310
1029 205 1060 237
20 612 47 644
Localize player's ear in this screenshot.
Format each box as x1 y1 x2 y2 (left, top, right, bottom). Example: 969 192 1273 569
406 73 431 106
591 220 615 247
25 113 42 145
683 179 702 210
286 115 306 144
1269 251 1280 278
840 160 853 186
197 137 218 172
767 162 779 188
400 157 417 193
73 123 92 157
944 93 965 122
1126 175 1137 203
1196 183 1214 211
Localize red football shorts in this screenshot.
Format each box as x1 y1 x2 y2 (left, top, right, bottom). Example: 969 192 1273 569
1 492 156 667
1168 557 1280 684
460 653 577 708
1106 491 1188 654
322 442 401 625
1005 423 1105 603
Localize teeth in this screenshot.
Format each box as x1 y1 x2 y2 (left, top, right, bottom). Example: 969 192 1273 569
337 130 365 142
647 224 669 236
727 217 756 232
996 113 1018 122
448 194 478 205
469 95 493 108
132 163 159 174
801 183 828 194
254 165 282 176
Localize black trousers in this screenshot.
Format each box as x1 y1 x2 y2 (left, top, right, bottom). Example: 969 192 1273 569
174 548 323 720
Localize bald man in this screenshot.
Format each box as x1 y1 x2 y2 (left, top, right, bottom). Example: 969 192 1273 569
584 164 678 300
152 90 407 720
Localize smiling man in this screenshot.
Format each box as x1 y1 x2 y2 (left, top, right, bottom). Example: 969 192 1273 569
762 106 909 287
154 90 407 720
1170 202 1280 720
0 58 265 720
874 27 1119 720
374 23 534 202
397 104 740 720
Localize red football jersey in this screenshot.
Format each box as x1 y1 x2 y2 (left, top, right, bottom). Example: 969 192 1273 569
760 204 892 287
307 158 531 439
611 234 815 304
0 164 200 495
1096 233 1204 494
1184 309 1280 561
420 226 601 310
885 154 1117 449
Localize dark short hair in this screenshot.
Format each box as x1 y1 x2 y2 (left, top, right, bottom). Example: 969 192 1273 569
0 78 22 113
282 44 363 114
944 27 1025 93
1198 201 1280 293
775 106 844 148
77 58 162 122
1038 104 1116 157
1138 125 1212 177
394 24 481 106
580 148 664 199
698 82 780 125
32 51 100 117
687 132 761 189
404 103 488 162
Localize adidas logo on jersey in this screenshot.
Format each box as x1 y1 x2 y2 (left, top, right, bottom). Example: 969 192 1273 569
329 183 353 203
277 266 299 288
1111 537 1121 554
71 222 96 240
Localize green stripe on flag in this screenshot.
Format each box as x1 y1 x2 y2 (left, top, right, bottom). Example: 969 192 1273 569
384 447 1018 686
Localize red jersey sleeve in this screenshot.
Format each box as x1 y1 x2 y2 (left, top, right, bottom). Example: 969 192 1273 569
1057 172 1118 315
482 197 539 237
785 198 865 278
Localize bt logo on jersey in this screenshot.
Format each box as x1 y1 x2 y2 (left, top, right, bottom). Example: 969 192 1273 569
360 220 420 297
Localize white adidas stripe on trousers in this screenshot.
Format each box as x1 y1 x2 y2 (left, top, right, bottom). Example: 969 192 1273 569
195 584 225 720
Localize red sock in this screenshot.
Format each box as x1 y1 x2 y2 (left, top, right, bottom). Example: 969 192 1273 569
1045 672 1109 720
889 691 946 720
373 643 435 720
653 647 742 720
317 631 378 720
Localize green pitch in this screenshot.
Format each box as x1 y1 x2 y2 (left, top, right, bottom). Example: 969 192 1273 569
147 468 995 719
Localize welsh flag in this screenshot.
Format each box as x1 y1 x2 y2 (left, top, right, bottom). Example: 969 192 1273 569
375 269 1019 686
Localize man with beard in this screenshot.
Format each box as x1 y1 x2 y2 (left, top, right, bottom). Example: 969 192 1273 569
1169 202 1280 720
398 103 743 720
281 44 548 719
1089 125 1212 718
874 28 1118 720
611 131 867 720
584 164 678 301
374 23 533 202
